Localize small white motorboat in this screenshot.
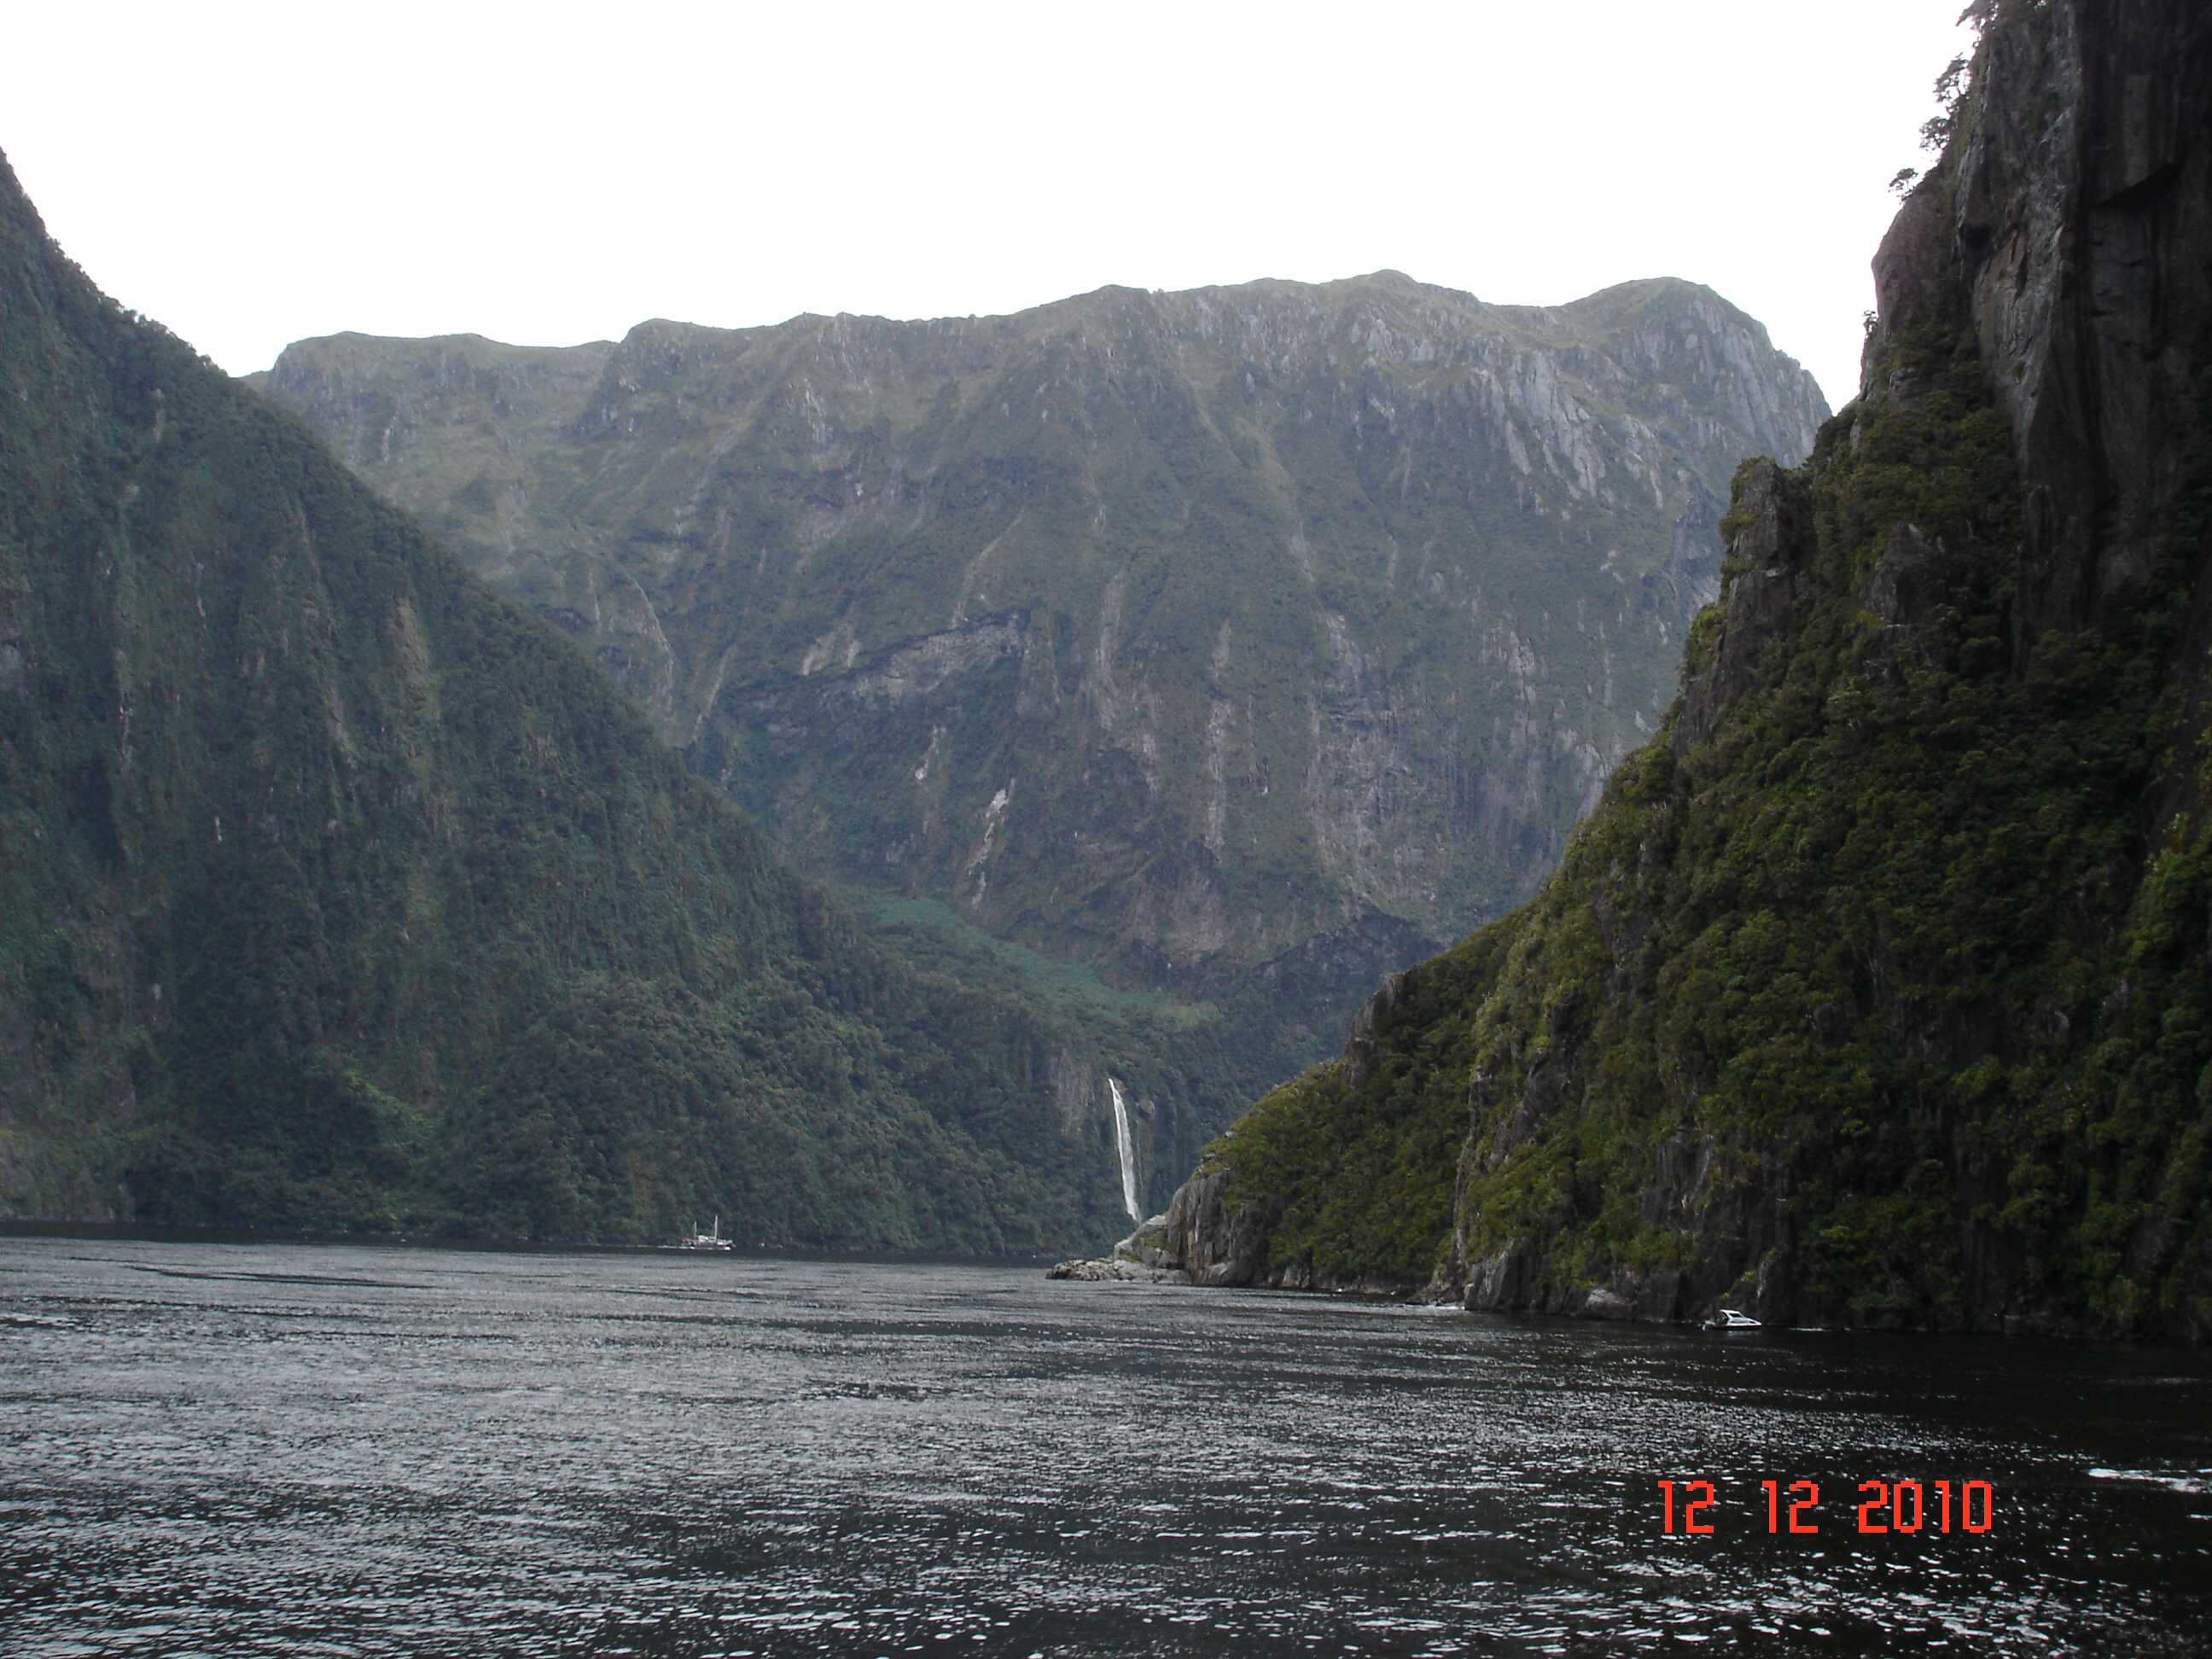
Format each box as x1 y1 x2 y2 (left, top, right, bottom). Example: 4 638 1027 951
1703 1307 1762 1330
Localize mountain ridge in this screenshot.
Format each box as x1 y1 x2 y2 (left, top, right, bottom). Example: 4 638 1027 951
253 266 1827 1076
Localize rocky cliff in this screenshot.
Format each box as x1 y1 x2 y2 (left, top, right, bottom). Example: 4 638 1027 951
0 149 1232 1249
250 276 1825 1060
1154 0 2212 1338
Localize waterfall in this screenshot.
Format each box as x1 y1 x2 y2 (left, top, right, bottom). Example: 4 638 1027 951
1107 1078 1141 1223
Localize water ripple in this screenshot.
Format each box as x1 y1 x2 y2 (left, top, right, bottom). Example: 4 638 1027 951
2 1241 2209 1655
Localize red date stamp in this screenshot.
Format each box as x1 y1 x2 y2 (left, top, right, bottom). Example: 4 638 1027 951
1657 1478 1994 1534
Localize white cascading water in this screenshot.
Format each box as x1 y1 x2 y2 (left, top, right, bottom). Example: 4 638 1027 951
1107 1078 1141 1223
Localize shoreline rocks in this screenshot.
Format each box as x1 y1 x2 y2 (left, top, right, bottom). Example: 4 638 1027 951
1044 1256 1191 1284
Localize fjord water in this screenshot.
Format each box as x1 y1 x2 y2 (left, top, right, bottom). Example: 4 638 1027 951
3 1240 2206 1656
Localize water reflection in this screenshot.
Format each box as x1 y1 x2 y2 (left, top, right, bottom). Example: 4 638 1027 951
1 1239 2207 1655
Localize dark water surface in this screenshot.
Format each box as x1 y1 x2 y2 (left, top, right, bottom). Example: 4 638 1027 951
2 1239 2209 1656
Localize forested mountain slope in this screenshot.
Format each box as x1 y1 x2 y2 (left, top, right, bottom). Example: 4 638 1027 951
252 273 1826 1060
1151 0 2212 1339
0 150 1240 1249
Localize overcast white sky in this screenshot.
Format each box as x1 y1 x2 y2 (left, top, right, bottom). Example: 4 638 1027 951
8 1 1972 411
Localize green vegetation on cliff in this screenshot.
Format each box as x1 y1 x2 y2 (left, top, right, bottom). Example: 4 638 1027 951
0 149 1223 1249
1194 0 2212 1336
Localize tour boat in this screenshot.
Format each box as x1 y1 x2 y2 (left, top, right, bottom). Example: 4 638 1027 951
679 1214 733 1252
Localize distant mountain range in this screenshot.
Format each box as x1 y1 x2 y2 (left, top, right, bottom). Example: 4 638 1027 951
253 271 1825 1074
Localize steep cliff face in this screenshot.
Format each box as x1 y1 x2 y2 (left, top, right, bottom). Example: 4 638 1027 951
252 276 1825 1042
0 151 1234 1249
1161 0 2212 1338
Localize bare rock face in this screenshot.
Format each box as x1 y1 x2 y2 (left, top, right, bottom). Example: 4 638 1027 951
1868 185 1957 351
1885 0 2211 638
1674 458 1812 752
1156 1169 1274 1288
1339 972 1410 1092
